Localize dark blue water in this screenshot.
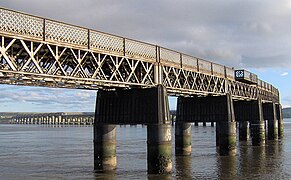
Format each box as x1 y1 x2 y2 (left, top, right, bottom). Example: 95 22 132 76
0 119 291 179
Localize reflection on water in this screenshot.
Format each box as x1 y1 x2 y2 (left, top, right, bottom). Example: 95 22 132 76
0 119 291 179
175 156 192 179
217 156 237 179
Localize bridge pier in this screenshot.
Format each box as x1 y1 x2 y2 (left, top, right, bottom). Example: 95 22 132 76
252 100 265 147
147 124 172 174
276 104 284 139
176 94 237 156
234 99 265 146
217 94 236 156
175 97 192 156
217 121 237 156
175 122 192 156
94 123 116 171
94 85 172 174
263 103 278 141
238 121 250 141
252 120 265 146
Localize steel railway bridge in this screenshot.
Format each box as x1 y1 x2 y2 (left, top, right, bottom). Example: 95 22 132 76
0 8 283 174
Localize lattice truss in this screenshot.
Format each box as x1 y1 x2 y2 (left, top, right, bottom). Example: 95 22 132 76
162 66 226 95
227 80 258 99
258 88 278 103
0 36 155 88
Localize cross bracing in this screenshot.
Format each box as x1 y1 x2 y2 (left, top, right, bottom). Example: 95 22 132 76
0 7 279 103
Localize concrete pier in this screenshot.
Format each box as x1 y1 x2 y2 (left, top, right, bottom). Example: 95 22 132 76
217 121 237 156
175 122 192 156
94 85 172 174
176 94 237 156
217 94 237 156
94 123 117 171
263 103 278 140
147 124 172 174
250 100 265 146
239 121 250 141
234 99 265 146
251 121 265 146
268 119 278 140
276 104 284 139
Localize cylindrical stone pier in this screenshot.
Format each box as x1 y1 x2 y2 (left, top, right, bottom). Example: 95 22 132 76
239 121 250 141
217 121 237 156
94 123 116 171
147 124 172 174
278 120 284 139
276 104 284 139
194 122 198 126
251 121 265 146
263 103 279 141
175 122 191 156
268 119 278 140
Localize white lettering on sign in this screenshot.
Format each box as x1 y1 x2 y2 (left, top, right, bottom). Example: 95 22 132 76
235 70 244 78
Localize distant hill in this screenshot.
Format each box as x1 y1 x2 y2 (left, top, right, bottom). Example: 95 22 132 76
283 108 291 118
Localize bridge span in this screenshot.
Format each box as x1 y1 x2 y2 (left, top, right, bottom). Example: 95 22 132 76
0 7 283 174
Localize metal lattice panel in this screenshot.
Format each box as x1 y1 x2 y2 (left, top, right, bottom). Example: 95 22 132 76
181 54 198 70
0 8 43 40
45 20 88 47
225 67 234 80
198 59 212 74
160 48 180 65
162 65 225 95
125 39 156 62
90 30 124 55
212 63 225 78
0 36 155 88
228 80 258 99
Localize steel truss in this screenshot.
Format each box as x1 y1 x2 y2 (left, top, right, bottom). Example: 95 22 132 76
0 35 279 102
0 7 279 103
162 66 225 95
0 36 155 89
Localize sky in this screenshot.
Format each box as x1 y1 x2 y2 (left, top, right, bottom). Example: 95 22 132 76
0 0 291 112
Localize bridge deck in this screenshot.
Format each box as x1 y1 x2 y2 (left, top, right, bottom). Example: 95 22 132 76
0 7 279 102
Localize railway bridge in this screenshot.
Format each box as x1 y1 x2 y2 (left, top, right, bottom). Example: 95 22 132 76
0 8 283 174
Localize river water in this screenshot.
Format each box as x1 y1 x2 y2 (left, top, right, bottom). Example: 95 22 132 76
0 119 291 179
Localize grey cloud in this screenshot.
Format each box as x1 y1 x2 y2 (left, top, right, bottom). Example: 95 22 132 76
0 85 96 111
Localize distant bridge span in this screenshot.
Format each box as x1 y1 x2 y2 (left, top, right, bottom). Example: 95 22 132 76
0 7 283 175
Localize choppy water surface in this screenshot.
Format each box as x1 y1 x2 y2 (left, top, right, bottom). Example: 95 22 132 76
0 119 291 179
